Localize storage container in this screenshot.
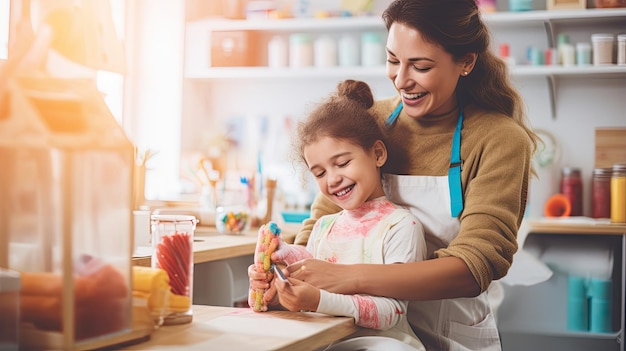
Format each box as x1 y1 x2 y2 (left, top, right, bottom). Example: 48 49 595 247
210 31 259 67
561 167 583 216
289 33 314 67
0 76 138 349
591 33 615 66
151 214 197 325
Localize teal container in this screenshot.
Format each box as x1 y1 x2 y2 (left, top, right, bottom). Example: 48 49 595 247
589 278 612 333
567 275 589 332
510 0 533 11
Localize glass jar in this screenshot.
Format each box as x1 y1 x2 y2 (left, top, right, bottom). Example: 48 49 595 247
561 167 583 217
151 214 197 325
611 163 626 223
215 188 251 234
592 168 612 219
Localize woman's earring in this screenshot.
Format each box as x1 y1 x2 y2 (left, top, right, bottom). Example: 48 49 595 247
463 71 469 76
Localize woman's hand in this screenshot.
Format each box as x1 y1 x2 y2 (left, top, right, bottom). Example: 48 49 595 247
274 272 320 312
286 259 355 295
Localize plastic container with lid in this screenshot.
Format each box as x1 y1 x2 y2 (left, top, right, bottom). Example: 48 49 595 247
289 33 313 68
591 33 615 65
361 32 385 67
151 214 197 325
576 42 591 65
314 35 337 67
267 35 288 68
338 34 360 67
617 34 626 66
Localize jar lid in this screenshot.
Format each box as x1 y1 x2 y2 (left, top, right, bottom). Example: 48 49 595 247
593 167 613 176
151 214 198 223
591 33 614 41
562 167 581 176
289 33 312 44
362 32 382 43
613 163 626 172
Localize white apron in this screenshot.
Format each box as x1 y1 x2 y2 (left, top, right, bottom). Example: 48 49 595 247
383 104 501 351
315 209 426 351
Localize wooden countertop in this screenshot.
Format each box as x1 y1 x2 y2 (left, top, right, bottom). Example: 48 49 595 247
529 218 626 235
133 223 300 267
120 305 358 351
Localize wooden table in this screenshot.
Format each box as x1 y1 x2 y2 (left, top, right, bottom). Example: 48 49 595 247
120 305 358 351
133 224 299 267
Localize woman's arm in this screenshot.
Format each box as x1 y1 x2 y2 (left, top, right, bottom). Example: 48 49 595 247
287 256 480 301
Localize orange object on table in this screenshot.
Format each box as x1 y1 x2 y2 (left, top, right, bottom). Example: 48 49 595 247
544 193 572 217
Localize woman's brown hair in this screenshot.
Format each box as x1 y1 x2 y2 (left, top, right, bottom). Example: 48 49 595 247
382 0 538 159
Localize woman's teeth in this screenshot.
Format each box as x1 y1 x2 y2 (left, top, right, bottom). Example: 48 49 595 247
403 92 427 100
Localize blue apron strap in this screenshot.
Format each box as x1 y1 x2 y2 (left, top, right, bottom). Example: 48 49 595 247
384 102 403 129
448 110 464 217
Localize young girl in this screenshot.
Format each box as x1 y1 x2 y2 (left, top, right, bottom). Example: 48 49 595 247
249 80 427 350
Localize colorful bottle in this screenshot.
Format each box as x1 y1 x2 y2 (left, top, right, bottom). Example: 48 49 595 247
611 163 626 223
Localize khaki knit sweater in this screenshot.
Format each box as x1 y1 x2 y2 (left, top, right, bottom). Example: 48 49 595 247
294 96 532 293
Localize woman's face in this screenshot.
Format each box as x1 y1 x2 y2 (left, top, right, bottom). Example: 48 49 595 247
304 137 386 211
386 22 467 119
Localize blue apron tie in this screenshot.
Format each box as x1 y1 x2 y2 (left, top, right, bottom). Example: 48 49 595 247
448 111 464 217
384 104 464 217
384 102 403 129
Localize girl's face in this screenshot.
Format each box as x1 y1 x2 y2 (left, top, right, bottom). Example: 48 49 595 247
386 22 472 119
304 136 386 211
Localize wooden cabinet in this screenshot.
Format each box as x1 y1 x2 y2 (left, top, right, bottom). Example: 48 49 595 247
498 221 626 351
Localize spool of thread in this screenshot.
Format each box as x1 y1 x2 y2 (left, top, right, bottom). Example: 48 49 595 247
567 275 589 332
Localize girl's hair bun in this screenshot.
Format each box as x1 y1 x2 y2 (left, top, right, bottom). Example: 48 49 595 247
336 79 374 110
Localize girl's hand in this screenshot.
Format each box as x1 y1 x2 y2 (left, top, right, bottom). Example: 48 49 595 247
247 263 278 309
274 273 320 312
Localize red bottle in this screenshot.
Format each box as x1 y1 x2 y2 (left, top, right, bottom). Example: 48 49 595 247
561 167 583 217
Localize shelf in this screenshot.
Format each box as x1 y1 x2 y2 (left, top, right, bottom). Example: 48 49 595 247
185 65 626 79
186 15 384 32
186 8 626 32
483 8 626 25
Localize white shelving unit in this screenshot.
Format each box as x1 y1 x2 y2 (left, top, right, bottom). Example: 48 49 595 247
185 8 626 78
184 9 626 119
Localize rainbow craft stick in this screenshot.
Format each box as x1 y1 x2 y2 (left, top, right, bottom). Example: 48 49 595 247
251 222 281 312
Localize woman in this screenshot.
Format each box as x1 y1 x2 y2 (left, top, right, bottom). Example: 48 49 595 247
251 0 538 349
